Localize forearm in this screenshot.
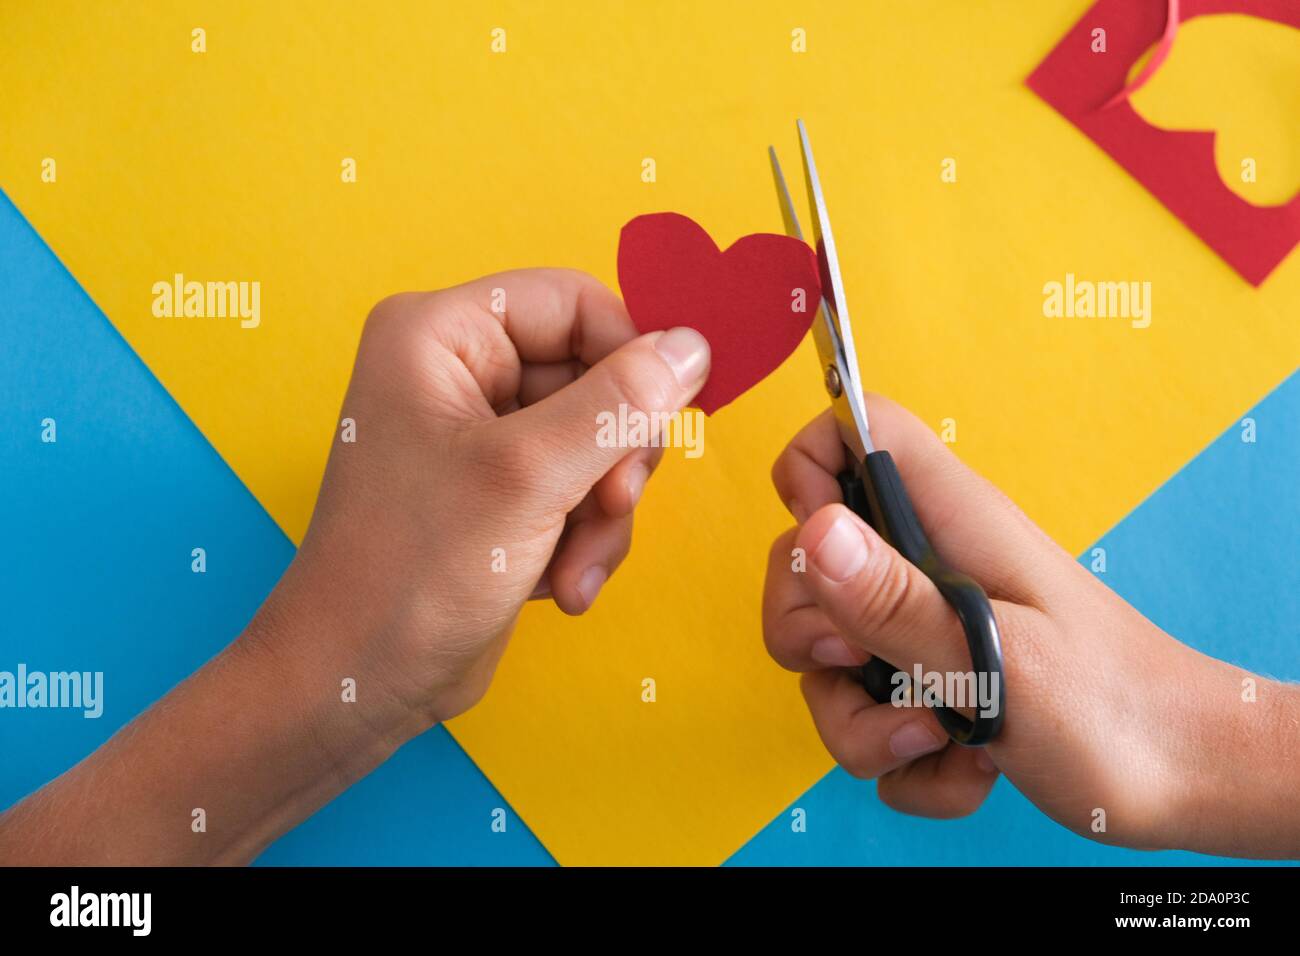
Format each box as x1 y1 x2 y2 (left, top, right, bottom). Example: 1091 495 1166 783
1166 654 1300 860
0 584 430 865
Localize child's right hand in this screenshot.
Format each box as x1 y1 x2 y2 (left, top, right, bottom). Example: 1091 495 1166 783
763 396 1300 859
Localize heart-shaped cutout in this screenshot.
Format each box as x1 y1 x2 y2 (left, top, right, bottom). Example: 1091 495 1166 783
1127 12 1300 206
618 212 821 415
1027 0 1300 285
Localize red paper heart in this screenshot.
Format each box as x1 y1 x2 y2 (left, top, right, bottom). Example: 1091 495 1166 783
617 212 821 415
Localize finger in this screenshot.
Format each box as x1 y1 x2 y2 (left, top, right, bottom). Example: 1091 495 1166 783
494 327 710 514
799 669 949 780
763 527 868 672
370 270 637 417
876 740 1000 819
770 409 846 524
521 367 668 518
518 359 585 407
592 446 664 518
438 268 638 366
773 398 1061 607
546 502 635 615
797 502 1030 680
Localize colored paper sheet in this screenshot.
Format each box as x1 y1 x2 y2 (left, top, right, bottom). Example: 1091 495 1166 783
1028 0 1300 285
5 185 1297 867
2 2 1297 866
0 193 552 866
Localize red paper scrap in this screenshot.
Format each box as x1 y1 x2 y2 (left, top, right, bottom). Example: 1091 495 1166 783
1027 0 1300 286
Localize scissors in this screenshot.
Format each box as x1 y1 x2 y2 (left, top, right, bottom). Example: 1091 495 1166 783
769 120 1006 746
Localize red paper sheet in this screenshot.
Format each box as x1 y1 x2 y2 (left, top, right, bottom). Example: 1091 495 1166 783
1028 0 1300 285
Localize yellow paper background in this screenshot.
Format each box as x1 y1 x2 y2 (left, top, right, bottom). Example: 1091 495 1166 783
2 2 1296 865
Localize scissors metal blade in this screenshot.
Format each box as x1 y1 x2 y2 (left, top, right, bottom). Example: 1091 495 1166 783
772 123 873 458
768 146 804 243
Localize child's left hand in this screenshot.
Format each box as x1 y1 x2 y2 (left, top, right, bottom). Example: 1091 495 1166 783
263 268 711 723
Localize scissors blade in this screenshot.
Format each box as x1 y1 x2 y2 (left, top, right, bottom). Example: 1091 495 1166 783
793 120 873 457
768 146 804 242
770 141 872 459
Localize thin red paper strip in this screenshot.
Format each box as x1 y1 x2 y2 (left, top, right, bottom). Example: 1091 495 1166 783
1102 0 1181 109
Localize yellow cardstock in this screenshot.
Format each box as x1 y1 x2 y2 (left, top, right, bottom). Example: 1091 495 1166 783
2 1 1296 865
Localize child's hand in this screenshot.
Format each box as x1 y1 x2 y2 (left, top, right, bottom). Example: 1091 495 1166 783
763 396 1300 858
259 269 710 724
0 268 712 865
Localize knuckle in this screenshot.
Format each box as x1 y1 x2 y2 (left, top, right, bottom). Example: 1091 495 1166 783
365 291 426 330
761 616 798 670
761 530 803 659
608 519 635 568
875 774 913 813
547 266 600 295
759 592 785 646
528 282 568 330
767 527 799 571
599 351 675 417
769 452 792 499
876 772 985 820
837 746 878 780
365 291 406 324
856 551 916 636
946 792 986 819
361 291 445 357
930 789 985 820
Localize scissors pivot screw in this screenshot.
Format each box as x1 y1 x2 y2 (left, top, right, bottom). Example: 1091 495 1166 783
824 364 843 399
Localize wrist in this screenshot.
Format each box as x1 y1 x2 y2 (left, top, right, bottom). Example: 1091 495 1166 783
0 569 439 866
238 563 438 786
269 519 517 727
1151 653 1300 858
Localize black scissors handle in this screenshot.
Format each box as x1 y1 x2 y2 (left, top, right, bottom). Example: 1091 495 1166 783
837 450 1005 746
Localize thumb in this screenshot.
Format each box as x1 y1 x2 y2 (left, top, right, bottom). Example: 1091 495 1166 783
496 327 710 512
795 503 981 679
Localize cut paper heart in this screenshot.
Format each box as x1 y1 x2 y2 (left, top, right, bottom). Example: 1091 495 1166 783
1027 0 1300 285
618 212 821 415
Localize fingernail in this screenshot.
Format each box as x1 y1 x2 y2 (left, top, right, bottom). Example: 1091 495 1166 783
889 721 943 760
811 511 868 581
810 636 861 667
654 327 710 388
975 748 999 774
626 462 649 507
576 566 608 609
